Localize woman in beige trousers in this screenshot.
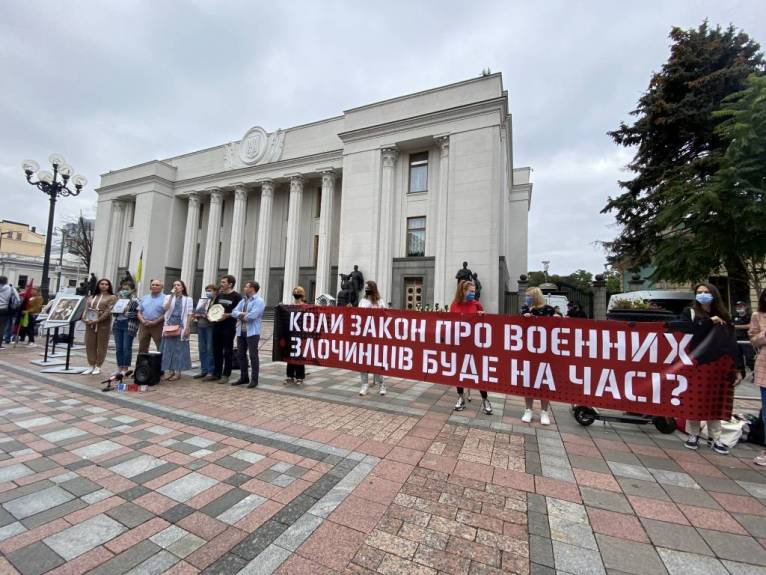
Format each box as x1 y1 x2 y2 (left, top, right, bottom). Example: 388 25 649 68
82 279 117 376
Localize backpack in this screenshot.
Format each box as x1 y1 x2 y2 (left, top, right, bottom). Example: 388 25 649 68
9 288 21 311
2 285 20 311
748 411 765 446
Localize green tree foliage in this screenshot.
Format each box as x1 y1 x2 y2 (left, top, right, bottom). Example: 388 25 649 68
526 269 595 292
602 22 764 290
702 74 766 294
603 269 622 293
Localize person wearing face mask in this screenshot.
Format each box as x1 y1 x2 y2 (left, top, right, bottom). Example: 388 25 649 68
681 283 743 455
192 284 218 380
285 286 308 385
160 280 193 382
112 280 140 376
451 280 493 414
229 281 265 388
358 281 387 396
519 287 554 424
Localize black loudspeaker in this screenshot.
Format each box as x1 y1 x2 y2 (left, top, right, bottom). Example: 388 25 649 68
135 352 162 386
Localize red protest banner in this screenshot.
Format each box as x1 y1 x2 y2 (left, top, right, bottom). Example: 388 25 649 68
272 305 737 420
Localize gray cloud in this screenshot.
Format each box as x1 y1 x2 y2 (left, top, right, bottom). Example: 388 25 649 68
1 0 763 275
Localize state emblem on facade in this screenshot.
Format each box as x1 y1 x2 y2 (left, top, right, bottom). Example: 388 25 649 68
223 126 285 169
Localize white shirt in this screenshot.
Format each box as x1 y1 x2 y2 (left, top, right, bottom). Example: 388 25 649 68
359 298 386 309
0 284 19 311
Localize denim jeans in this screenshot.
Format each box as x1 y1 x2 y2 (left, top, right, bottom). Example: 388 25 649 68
197 324 214 375
761 386 766 428
112 320 134 368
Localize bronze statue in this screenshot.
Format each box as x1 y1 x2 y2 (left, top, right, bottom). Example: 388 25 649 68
349 265 364 293
455 261 473 283
472 272 482 300
337 272 359 307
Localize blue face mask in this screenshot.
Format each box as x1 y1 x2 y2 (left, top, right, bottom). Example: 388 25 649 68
466 292 476 301
205 291 213 298
525 296 533 305
696 293 714 305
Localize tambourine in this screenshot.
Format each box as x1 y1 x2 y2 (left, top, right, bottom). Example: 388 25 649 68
207 304 225 322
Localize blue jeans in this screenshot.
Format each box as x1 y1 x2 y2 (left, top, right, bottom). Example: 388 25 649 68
198 324 214 375
3 316 12 343
113 320 134 368
762 386 766 428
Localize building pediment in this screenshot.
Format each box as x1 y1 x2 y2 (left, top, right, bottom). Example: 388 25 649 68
223 126 285 170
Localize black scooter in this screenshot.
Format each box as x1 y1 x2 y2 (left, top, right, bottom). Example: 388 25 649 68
571 405 677 434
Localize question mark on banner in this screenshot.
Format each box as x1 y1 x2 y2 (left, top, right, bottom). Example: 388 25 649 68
668 374 688 406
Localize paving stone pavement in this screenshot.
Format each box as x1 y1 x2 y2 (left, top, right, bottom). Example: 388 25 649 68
0 334 763 574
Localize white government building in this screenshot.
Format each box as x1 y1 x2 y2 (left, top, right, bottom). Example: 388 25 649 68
90 73 532 313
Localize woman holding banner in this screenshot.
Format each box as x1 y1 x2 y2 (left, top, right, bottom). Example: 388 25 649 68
285 286 307 385
749 290 766 466
451 280 493 415
682 283 742 455
358 280 387 396
521 287 553 424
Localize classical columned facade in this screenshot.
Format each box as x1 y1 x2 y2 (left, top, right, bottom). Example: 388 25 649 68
314 169 335 298
91 74 532 313
252 180 274 302
180 192 200 288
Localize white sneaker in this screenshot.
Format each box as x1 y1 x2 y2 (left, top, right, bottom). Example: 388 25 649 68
482 399 493 415
92 367 101 376
454 396 466 411
521 409 533 423
540 411 551 425
359 383 368 396
82 366 94 375
379 384 386 396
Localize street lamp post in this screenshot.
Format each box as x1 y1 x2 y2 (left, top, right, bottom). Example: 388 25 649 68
21 155 86 302
55 227 67 294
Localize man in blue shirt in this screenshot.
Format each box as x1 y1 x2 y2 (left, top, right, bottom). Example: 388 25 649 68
229 281 265 388
137 279 166 353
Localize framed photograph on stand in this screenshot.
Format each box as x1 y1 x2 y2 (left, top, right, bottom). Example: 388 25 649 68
45 295 85 328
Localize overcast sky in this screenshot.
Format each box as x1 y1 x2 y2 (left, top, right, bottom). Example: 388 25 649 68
1 1 764 276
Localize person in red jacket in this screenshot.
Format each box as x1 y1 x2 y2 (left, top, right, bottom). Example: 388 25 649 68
450 280 492 415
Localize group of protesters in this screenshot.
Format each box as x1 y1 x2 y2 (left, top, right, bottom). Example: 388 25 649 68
7 267 765 466
77 274 267 387
0 276 42 350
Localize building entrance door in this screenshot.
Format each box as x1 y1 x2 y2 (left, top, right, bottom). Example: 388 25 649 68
404 277 424 310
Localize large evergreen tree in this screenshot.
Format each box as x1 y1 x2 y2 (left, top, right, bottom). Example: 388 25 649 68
702 74 766 295
603 22 764 294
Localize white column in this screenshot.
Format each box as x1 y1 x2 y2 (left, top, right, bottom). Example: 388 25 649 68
315 169 335 299
433 135 450 307
105 200 126 284
377 147 397 302
202 188 223 287
180 192 200 290
282 174 304 303
227 183 248 284
253 180 274 302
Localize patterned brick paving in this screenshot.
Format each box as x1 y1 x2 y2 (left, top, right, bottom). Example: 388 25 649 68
0 335 764 574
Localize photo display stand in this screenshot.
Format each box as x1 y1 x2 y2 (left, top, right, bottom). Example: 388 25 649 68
40 319 87 374
30 326 66 367
33 294 89 374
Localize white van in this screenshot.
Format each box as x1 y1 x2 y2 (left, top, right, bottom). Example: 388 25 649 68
608 290 692 315
545 294 569 314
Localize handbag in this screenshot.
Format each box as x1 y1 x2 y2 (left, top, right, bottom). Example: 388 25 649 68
162 324 182 337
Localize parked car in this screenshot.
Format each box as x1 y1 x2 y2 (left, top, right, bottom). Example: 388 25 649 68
607 290 693 322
